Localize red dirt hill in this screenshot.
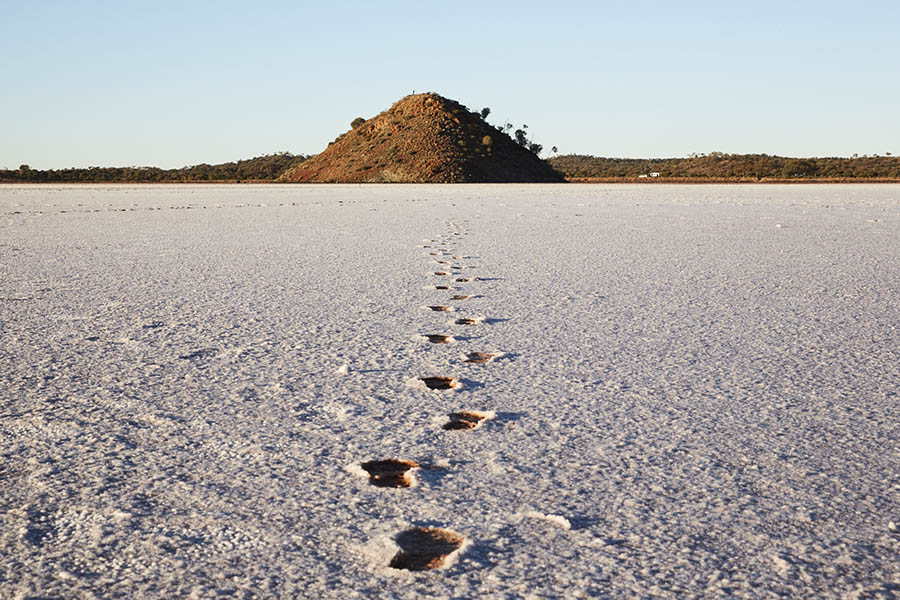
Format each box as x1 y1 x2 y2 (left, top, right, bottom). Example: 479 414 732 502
279 93 564 183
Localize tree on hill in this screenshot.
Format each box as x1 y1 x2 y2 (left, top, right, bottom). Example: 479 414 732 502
509 124 543 156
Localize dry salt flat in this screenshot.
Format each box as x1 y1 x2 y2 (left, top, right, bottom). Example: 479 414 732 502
1 183 899 599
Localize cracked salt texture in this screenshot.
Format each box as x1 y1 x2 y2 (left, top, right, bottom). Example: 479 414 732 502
2 183 900 598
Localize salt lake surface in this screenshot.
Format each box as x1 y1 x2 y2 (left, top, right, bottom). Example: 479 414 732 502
2 184 899 598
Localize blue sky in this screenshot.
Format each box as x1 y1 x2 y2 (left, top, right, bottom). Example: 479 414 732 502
2 0 898 169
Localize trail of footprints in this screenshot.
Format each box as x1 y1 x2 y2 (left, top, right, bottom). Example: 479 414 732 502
358 219 506 572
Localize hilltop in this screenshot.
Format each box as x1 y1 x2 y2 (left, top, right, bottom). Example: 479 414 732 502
278 93 565 183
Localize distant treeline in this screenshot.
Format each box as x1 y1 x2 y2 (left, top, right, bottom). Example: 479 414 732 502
547 153 900 179
0 152 307 183
6 151 900 182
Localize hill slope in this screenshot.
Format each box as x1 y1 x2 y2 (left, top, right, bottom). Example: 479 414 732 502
278 93 564 183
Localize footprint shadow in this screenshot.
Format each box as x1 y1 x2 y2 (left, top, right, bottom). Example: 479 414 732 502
491 411 526 424
441 334 474 343
455 378 484 391
447 538 507 570
416 464 455 485
567 516 603 530
179 347 219 361
483 318 510 325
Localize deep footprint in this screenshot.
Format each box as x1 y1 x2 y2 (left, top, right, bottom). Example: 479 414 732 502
361 459 419 488
434 285 450 290
443 411 487 430
424 334 452 344
434 271 448 276
465 352 497 364
428 306 451 312
454 318 478 325
451 295 471 301
389 527 465 571
421 376 460 390
456 277 473 282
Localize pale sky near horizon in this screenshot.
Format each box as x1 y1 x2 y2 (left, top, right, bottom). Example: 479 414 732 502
2 0 898 169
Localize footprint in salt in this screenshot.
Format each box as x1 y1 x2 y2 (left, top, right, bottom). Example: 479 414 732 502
360 460 419 488
454 317 481 326
423 334 453 344
442 410 494 430
389 527 465 571
420 376 461 390
464 352 499 364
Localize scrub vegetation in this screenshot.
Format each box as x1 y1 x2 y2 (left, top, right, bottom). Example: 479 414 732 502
1 153 307 183
548 152 900 180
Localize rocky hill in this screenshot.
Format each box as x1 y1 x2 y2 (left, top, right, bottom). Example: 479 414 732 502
278 93 564 183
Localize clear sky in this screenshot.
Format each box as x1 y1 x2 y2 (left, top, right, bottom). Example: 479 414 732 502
2 0 898 169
